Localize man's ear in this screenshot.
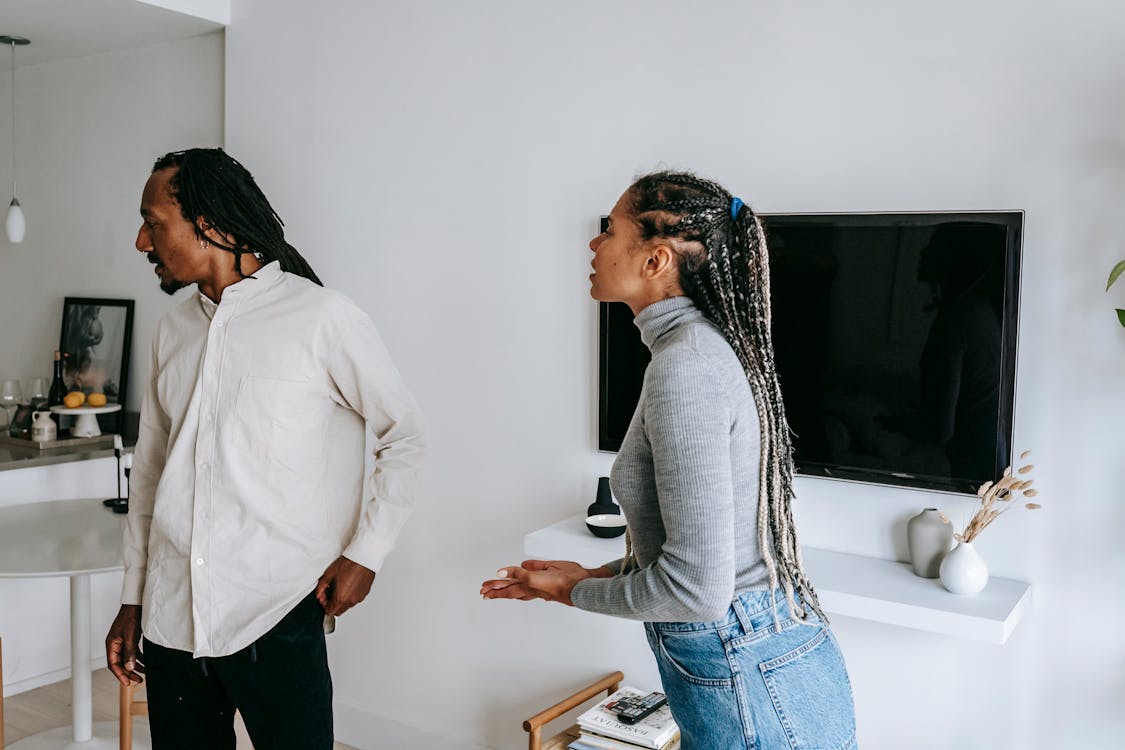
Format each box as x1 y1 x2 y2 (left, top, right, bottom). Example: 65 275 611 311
196 218 236 249
195 217 217 243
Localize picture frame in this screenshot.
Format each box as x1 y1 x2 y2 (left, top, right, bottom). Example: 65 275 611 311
59 297 134 433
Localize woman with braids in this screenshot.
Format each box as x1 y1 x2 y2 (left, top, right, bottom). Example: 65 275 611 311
482 172 856 749
106 148 426 750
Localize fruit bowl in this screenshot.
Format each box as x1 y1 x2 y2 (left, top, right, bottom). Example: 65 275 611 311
50 404 121 437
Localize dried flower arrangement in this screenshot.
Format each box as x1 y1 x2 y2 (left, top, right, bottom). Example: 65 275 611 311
956 450 1041 544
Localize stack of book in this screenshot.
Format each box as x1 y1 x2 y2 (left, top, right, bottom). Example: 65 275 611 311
568 686 680 750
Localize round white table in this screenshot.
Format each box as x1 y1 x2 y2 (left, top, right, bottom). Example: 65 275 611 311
0 498 149 749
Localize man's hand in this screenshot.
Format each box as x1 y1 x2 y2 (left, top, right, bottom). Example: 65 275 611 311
106 604 144 686
479 560 611 606
316 556 376 616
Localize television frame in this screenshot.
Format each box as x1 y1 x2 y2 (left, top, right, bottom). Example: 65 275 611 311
596 211 1024 495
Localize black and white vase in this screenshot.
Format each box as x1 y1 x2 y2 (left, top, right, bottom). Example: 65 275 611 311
586 476 626 539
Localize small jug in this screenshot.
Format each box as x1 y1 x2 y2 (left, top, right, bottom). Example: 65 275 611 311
31 410 57 443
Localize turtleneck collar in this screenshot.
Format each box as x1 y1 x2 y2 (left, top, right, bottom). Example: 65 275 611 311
634 296 704 349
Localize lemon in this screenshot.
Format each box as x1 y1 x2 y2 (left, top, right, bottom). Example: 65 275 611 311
87 393 107 407
63 391 85 408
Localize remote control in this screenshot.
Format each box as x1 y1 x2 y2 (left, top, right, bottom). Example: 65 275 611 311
615 692 667 724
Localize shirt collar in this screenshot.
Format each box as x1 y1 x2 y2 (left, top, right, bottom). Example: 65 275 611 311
196 260 284 312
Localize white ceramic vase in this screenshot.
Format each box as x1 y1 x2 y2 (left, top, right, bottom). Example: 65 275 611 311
939 541 989 594
907 508 953 578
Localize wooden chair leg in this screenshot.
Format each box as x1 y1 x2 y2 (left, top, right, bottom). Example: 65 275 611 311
119 682 132 750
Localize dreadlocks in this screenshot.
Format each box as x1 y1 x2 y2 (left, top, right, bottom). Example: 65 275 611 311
152 148 323 286
627 171 826 624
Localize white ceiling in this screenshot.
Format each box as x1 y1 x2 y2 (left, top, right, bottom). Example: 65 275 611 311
0 0 225 70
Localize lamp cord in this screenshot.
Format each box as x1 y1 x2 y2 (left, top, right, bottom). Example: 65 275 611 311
9 40 15 199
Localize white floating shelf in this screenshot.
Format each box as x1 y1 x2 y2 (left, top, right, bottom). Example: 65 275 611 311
524 515 1031 645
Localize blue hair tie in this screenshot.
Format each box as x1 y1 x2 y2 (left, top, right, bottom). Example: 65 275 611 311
730 197 744 220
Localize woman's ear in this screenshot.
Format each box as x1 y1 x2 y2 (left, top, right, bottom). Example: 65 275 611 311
644 242 678 278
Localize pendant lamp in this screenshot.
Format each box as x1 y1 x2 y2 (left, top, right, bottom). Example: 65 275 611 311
1 35 29 244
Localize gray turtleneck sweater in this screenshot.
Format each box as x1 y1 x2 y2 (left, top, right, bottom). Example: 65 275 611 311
571 296 770 622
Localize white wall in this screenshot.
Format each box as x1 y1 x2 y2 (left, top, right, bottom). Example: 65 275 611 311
0 32 223 693
218 2 1125 748
0 32 225 410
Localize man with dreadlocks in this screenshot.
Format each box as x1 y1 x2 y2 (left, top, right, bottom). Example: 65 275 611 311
482 172 856 749
104 148 426 750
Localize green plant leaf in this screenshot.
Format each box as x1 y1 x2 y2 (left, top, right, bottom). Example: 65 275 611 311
1109 260 1125 290
1117 308 1125 328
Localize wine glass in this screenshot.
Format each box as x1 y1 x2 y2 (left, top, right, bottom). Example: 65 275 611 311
1 379 22 427
25 377 49 402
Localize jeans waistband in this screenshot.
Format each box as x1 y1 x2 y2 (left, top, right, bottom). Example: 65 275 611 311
649 589 800 634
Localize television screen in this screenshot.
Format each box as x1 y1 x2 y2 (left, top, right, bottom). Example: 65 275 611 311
598 212 1022 494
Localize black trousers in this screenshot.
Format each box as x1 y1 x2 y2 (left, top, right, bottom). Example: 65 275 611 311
143 592 333 750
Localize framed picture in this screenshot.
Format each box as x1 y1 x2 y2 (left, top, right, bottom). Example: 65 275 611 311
59 297 134 431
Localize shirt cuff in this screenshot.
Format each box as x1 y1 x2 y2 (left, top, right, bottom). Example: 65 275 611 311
120 570 146 606
341 540 390 575
600 558 626 575
570 577 604 612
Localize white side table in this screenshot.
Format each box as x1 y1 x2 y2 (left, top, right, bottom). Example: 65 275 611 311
0 498 149 748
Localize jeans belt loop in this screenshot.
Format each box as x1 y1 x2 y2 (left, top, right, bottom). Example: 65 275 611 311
731 593 753 635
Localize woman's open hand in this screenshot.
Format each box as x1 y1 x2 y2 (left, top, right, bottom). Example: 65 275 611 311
480 560 612 606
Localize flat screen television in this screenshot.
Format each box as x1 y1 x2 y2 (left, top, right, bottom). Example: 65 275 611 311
597 212 1023 494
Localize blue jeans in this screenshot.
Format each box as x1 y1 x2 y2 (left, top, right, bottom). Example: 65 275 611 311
645 590 856 750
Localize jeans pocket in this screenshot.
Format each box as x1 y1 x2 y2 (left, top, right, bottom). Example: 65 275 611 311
760 628 856 750
653 628 734 688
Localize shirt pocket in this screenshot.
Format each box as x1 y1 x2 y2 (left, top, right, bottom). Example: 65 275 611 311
232 376 329 485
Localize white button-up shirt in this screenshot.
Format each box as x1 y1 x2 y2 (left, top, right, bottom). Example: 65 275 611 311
122 262 426 657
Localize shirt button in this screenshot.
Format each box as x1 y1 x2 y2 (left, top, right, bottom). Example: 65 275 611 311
215 320 224 327
199 462 209 472
195 558 205 566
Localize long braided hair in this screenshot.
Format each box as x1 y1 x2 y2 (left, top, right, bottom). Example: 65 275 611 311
628 171 825 623
152 148 323 285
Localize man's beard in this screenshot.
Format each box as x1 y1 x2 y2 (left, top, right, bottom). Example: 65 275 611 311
151 253 187 295
160 277 188 295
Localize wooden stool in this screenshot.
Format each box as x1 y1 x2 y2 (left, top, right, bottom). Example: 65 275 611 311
119 681 147 750
523 671 623 750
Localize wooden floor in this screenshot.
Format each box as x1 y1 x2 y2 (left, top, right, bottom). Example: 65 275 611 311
2 668 356 749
